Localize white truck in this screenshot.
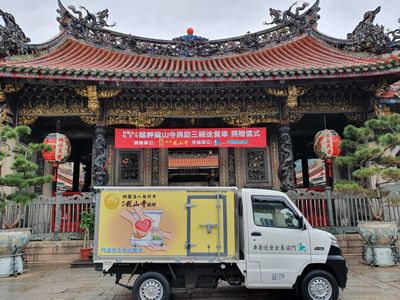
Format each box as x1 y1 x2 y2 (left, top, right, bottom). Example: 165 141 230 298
94 187 347 300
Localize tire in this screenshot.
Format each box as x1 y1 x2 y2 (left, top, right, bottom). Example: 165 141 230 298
132 271 171 300
300 270 339 300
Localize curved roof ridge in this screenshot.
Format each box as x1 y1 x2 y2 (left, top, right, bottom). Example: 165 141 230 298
53 0 322 59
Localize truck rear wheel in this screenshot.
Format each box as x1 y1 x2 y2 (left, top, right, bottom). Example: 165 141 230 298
300 270 339 300
133 271 170 300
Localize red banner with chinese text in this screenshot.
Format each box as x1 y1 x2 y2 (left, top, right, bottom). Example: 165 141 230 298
115 128 267 149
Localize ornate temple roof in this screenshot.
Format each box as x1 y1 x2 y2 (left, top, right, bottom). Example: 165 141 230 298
0 0 399 83
380 81 400 101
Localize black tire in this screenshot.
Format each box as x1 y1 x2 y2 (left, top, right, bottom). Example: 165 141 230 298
132 271 171 300
300 270 339 300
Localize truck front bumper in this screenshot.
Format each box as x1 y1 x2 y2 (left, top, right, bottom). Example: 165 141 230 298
326 254 348 289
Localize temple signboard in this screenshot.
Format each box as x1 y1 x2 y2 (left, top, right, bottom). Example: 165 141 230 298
115 128 267 149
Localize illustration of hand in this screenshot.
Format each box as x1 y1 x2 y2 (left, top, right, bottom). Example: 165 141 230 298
145 230 172 252
120 207 153 238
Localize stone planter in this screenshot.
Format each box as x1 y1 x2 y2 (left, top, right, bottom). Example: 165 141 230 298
357 221 398 267
0 229 31 277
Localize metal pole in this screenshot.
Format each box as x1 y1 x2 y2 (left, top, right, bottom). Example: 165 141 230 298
54 191 63 241
325 186 335 227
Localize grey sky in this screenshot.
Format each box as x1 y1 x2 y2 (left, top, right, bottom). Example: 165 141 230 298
0 0 399 43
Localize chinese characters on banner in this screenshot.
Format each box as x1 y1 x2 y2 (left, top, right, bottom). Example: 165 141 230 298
115 128 267 149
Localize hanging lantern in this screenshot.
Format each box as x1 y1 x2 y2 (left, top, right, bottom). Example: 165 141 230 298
42 133 71 164
313 129 341 160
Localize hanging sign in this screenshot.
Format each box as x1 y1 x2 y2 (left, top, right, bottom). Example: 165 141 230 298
42 133 71 163
313 129 341 160
115 128 267 149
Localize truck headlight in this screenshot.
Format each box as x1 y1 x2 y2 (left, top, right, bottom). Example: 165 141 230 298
328 233 339 248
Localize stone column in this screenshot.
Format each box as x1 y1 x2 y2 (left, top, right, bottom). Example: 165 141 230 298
159 148 168 186
92 127 108 187
218 148 229 186
278 125 295 192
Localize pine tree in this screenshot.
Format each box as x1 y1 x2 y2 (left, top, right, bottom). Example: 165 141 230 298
0 125 53 229
336 113 400 218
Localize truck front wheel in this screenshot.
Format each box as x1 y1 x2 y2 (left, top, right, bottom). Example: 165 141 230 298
300 270 339 300
133 271 171 300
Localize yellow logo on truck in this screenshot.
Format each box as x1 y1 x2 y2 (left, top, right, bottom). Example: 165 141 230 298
104 195 120 209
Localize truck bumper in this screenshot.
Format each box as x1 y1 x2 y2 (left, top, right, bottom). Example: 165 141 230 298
326 255 348 289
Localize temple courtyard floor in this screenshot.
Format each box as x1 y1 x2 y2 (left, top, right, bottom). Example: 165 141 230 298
0 258 399 300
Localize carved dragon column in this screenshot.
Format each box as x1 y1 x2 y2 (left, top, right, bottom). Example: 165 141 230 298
266 85 306 192
92 126 109 187
278 125 295 192
74 85 121 188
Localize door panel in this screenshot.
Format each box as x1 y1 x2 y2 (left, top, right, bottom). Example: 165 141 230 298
187 194 226 256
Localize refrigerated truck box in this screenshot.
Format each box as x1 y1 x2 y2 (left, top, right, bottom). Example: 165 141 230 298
94 187 238 262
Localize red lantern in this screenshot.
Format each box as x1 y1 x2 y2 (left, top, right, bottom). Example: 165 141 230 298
187 27 194 35
313 129 341 160
42 133 71 164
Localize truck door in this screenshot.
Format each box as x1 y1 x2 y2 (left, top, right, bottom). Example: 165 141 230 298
244 193 311 288
186 193 228 257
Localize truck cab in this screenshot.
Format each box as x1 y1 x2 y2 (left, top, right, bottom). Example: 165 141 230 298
239 189 347 299
94 187 347 300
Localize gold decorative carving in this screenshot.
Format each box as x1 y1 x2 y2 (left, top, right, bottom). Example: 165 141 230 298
294 98 362 113
366 80 389 97
74 86 121 116
80 115 97 125
266 86 308 110
1 104 9 123
98 89 121 99
0 84 23 102
18 116 38 125
3 84 23 94
374 104 393 117
19 101 97 125
287 86 307 109
266 88 287 97
106 112 164 128
289 113 304 123
75 86 99 113
19 105 93 116
345 113 363 123
223 113 279 127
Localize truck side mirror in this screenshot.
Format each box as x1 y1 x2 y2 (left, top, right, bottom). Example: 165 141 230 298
299 216 306 230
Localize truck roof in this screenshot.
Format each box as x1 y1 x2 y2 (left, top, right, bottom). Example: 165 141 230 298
93 186 286 197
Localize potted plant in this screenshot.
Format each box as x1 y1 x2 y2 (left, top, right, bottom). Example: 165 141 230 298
336 113 400 266
80 210 95 260
0 125 52 276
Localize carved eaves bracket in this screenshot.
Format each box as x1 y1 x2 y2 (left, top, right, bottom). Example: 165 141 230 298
364 79 389 97
223 112 279 127
106 112 164 128
266 85 308 123
74 86 121 122
0 84 23 102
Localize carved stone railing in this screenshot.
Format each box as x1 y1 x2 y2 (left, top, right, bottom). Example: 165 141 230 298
0 192 93 241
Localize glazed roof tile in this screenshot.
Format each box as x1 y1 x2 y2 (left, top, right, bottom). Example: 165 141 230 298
168 156 219 168
1 35 399 82
381 81 400 99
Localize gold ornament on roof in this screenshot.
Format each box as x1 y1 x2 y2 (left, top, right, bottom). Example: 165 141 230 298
266 85 308 110
0 84 23 102
74 85 121 115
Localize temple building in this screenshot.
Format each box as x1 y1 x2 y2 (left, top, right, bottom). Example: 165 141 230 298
0 0 399 195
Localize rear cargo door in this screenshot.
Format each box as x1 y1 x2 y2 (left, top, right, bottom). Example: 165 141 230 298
186 193 227 256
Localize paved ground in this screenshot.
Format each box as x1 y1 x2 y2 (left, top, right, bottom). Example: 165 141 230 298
0 258 399 300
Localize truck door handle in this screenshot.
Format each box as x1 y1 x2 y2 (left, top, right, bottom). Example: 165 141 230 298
251 232 262 236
